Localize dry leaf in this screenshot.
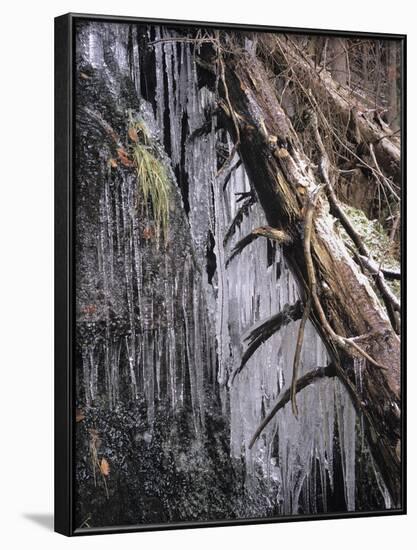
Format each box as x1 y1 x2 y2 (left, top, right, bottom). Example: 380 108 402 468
75 409 85 422
80 72 90 80
142 226 155 240
89 428 101 448
128 126 139 143
81 304 97 315
108 158 118 169
100 457 110 476
117 147 133 167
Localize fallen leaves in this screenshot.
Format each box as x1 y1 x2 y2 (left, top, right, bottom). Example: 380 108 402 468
75 409 85 423
117 147 133 167
81 304 97 315
128 126 139 143
88 428 109 498
100 458 110 477
142 226 155 240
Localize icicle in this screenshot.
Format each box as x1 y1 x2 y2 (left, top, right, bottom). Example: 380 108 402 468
335 379 356 511
154 27 165 140
75 24 367 518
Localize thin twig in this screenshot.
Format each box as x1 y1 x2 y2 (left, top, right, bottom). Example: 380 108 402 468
216 49 241 178
222 159 242 191
354 254 400 311
290 297 311 417
310 110 400 330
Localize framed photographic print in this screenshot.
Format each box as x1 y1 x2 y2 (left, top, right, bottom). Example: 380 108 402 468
54 13 406 536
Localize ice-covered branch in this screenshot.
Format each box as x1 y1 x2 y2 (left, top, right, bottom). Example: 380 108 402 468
249 364 337 449
230 301 303 384
226 226 291 267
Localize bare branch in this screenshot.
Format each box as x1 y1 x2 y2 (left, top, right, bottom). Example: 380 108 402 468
222 159 242 191
290 190 316 417
310 110 400 332
290 299 310 417
225 233 258 267
355 254 400 312
223 195 256 245
357 257 400 281
230 301 303 384
226 226 292 267
249 364 337 449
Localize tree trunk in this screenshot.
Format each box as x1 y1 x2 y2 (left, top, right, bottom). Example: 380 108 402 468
330 37 348 86
199 45 401 505
387 41 399 132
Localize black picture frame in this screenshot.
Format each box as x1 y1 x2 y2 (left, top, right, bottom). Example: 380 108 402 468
55 12 407 536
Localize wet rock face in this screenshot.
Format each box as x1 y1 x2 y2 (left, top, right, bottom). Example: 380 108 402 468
74 21 387 529
74 20 243 527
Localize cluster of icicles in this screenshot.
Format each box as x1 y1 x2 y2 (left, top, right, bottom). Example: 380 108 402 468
76 22 392 514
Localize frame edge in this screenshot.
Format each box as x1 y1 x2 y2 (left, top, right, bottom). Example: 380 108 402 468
54 13 74 537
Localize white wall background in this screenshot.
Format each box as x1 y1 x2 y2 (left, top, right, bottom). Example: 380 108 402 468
0 0 414 547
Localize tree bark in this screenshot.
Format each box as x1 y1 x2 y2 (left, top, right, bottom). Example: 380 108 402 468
199 45 402 505
387 41 399 132
330 37 348 86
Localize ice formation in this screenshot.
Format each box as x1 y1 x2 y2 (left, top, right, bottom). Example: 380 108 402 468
75 22 391 517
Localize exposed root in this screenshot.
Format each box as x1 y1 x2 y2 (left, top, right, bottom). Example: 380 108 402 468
291 184 316 417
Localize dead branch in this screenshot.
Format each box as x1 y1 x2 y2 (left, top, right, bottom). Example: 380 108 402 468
230 301 303 384
249 364 337 448
265 35 400 186
199 41 401 503
222 159 242 191
223 195 257 245
290 189 317 417
225 233 258 267
354 253 400 312
369 143 400 201
358 255 400 281
309 110 400 328
290 298 310 417
226 226 292 267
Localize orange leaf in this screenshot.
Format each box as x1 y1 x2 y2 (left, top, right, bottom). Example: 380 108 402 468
100 457 110 476
128 126 139 143
81 304 97 315
142 226 155 240
117 147 133 167
108 158 118 169
75 409 85 422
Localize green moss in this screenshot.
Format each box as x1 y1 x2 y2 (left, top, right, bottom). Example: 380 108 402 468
338 204 400 298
